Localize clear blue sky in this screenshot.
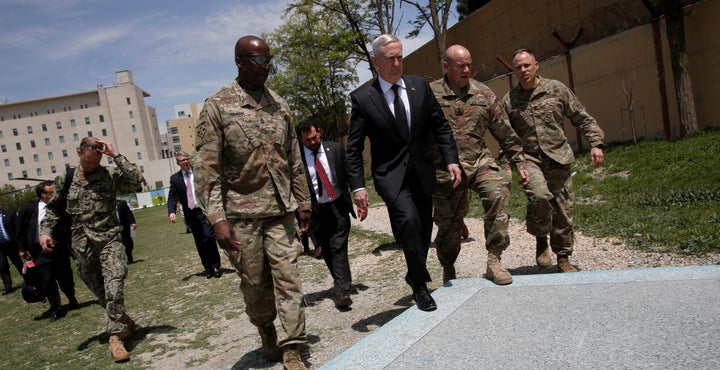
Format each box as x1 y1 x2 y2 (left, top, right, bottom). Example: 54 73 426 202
0 0 448 130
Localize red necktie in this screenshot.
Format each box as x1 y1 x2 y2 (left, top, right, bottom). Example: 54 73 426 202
313 151 337 200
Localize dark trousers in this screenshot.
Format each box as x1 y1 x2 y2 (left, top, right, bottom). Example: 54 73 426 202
0 242 23 291
385 168 433 289
315 200 352 293
187 208 221 272
121 232 134 260
36 252 76 311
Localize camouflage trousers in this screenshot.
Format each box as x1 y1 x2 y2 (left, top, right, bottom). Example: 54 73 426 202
224 212 306 347
71 236 130 335
433 164 511 268
522 159 575 256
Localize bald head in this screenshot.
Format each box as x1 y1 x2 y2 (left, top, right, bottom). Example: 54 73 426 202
234 35 272 91
443 45 473 89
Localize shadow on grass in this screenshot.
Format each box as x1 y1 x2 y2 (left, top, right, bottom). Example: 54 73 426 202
76 324 177 351
304 283 370 310
32 299 98 321
181 267 237 281
372 242 401 255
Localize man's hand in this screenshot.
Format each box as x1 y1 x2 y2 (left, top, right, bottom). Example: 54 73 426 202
39 235 54 253
448 164 462 188
298 210 312 234
590 147 604 168
515 161 530 186
354 189 369 221
169 213 177 223
131 224 137 230
213 220 239 251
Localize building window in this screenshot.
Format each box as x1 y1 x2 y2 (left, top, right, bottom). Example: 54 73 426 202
12 128 18 136
173 145 182 152
107 157 113 164
73 133 79 142
27 126 33 134
85 117 90 125
22 170 27 178
16 143 21 150
3 159 9 167
126 97 131 105
172 136 180 143
30 140 36 148
140 165 145 173
0 145 5 153
56 121 62 129
33 154 39 162
129 111 134 119
48 152 54 160
7 173 13 181
169 127 178 134
0 130 3 138
41 123 47 132
134 138 139 146
51 165 57 174
137 152 142 160
45 138 50 145
36 168 42 176
70 119 76 127
101 129 107 136
131 124 136 133
62 149 68 157
59 136 65 144
87 131 93 137
19 156 24 164
99 115 105 123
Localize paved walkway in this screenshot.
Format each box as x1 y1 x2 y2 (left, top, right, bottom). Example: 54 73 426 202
321 265 720 369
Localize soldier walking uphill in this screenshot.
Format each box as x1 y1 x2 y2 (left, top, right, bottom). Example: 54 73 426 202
40 137 144 362
502 49 605 272
430 45 529 285
193 35 312 370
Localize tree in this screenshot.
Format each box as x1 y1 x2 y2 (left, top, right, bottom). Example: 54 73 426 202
265 2 359 140
401 0 453 75
644 0 698 137
455 0 490 20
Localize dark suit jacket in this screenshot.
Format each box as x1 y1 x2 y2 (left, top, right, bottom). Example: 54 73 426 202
345 75 459 202
168 169 195 216
300 140 356 219
1 208 17 244
15 201 69 264
116 200 135 239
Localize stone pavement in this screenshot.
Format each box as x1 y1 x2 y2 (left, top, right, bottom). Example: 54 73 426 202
321 265 720 369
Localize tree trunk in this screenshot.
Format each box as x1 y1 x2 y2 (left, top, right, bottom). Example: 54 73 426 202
664 0 698 137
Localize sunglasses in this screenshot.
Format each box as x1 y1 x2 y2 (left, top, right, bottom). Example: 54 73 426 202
80 142 104 151
236 53 274 66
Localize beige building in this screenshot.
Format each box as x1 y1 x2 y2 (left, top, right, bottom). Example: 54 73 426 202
166 102 202 155
0 70 165 190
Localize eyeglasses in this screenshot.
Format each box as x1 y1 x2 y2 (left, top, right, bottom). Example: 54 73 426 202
236 53 274 66
79 142 104 151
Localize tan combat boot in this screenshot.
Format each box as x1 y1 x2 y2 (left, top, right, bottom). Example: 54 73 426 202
282 344 308 370
442 265 456 284
259 324 282 362
486 249 512 285
557 255 578 273
535 236 552 268
109 335 130 363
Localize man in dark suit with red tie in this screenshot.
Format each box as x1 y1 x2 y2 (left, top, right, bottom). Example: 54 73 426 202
168 151 222 279
345 34 461 312
297 119 357 309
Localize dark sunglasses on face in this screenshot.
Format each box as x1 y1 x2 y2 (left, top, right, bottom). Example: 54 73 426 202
80 142 104 151
236 53 274 66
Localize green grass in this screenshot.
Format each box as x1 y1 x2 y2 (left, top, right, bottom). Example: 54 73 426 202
469 129 720 254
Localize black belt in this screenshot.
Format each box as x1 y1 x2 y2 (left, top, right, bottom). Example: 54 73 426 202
317 199 337 209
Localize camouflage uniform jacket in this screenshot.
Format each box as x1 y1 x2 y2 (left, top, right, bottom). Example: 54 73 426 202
430 77 525 178
40 155 144 244
194 79 311 224
502 77 604 165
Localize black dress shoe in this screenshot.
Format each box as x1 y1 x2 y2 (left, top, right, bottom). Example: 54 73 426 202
206 270 213 279
414 287 437 312
68 297 79 310
2 289 10 295
49 309 64 322
333 291 353 309
213 267 222 278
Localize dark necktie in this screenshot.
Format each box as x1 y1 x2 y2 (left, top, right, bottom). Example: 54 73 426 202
313 150 337 200
0 214 7 243
391 84 410 139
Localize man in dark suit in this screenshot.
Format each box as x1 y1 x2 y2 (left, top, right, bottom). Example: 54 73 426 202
297 119 357 309
16 181 78 320
116 200 136 263
0 202 22 295
345 34 461 312
168 151 222 279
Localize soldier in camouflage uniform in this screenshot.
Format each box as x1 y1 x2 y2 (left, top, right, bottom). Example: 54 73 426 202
193 35 311 370
40 137 143 362
430 45 529 286
502 49 605 272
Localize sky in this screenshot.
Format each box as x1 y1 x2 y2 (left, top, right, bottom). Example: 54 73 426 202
0 0 454 131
